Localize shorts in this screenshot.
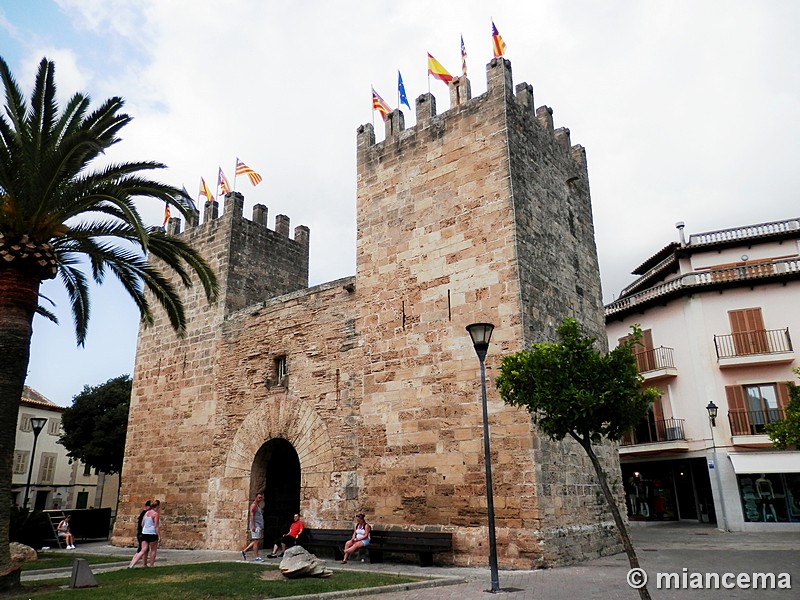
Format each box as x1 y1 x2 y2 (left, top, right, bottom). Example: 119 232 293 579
250 527 262 540
141 534 159 543
361 538 370 547
282 534 297 548
57 532 67 538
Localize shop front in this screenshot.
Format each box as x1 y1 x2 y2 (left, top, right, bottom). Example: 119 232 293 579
621 458 715 523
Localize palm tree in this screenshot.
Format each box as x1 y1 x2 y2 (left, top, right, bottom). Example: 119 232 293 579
0 56 218 590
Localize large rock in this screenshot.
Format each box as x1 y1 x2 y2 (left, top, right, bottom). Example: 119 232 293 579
279 545 332 578
10 543 37 564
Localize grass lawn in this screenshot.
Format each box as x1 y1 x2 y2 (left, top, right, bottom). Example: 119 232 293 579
6 562 420 599
21 552 131 571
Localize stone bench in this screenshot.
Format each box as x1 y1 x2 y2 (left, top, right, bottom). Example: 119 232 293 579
302 528 452 567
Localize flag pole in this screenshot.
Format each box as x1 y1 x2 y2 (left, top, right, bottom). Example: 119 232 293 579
371 84 375 128
233 158 238 193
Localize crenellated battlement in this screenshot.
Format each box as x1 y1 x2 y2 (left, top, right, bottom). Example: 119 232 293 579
165 191 310 249
356 58 586 168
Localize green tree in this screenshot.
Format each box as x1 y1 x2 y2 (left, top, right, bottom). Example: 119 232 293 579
766 368 800 449
59 375 132 475
0 56 218 590
496 318 660 600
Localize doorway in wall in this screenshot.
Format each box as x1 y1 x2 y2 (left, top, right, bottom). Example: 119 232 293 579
251 438 301 544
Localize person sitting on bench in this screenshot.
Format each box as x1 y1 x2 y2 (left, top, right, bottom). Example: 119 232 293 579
57 515 76 549
342 513 371 564
268 513 304 558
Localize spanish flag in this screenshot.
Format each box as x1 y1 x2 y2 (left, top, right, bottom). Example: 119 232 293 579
199 177 215 203
427 53 453 83
162 201 171 226
372 87 391 121
492 21 507 58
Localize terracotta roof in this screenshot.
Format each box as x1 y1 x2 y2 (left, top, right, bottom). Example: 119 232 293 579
21 386 63 411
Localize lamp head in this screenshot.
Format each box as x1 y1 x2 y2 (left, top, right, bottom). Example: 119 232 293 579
706 401 718 426
30 417 48 436
466 322 495 360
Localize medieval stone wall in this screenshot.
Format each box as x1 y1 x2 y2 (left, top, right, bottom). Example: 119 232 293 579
115 57 624 568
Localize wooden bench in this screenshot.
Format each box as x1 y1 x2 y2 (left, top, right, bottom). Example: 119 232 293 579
301 528 452 567
368 530 452 567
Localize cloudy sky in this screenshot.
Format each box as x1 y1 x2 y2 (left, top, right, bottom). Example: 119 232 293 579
2 1 798 406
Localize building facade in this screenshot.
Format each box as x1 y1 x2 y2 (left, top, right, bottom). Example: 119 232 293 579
13 387 118 511
606 218 800 531
115 58 626 568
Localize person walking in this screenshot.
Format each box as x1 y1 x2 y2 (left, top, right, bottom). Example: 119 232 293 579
342 513 371 564
135 500 151 559
129 500 161 568
241 492 265 562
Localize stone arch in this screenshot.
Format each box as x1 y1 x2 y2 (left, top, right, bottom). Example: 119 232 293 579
206 394 335 549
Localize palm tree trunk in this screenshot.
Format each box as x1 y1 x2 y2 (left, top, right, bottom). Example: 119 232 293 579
573 433 653 600
0 269 40 591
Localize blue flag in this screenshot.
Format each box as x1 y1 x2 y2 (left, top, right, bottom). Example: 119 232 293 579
181 185 198 212
398 70 410 110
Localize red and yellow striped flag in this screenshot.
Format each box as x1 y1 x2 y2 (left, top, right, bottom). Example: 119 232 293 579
427 53 453 83
199 177 215 203
162 201 171 226
236 158 263 187
218 167 231 195
372 88 391 121
491 21 507 58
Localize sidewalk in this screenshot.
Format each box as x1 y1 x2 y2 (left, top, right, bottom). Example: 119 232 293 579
25 523 800 599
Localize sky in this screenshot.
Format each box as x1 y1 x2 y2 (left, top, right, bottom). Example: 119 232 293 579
2 0 799 407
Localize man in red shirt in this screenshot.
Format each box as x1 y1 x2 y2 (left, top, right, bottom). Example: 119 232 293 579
267 513 304 558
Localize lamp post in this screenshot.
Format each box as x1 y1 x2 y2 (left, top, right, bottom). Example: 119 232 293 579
23 417 48 510
705 401 727 531
466 322 500 593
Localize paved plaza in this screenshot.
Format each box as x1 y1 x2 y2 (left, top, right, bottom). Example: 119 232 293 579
23 522 799 599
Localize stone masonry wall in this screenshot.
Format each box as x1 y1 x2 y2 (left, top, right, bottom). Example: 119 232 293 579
113 195 310 548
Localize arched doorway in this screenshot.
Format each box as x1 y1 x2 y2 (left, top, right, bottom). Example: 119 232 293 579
252 438 300 543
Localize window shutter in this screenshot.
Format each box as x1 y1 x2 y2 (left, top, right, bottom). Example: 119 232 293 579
728 308 767 354
725 385 749 435
777 382 792 410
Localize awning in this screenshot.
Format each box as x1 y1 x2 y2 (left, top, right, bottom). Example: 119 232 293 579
728 451 800 474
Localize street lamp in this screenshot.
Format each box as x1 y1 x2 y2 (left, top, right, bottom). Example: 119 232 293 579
704 401 727 531
706 402 718 427
466 322 500 593
23 417 48 510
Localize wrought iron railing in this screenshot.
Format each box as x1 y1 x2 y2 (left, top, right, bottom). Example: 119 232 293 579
728 409 786 436
634 346 675 373
620 418 686 446
713 328 793 359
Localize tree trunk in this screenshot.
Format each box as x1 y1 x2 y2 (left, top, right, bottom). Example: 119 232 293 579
574 433 652 600
0 269 40 591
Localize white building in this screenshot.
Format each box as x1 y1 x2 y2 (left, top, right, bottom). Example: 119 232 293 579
605 218 800 531
13 387 118 511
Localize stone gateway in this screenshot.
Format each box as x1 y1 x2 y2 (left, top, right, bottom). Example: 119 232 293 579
113 58 624 568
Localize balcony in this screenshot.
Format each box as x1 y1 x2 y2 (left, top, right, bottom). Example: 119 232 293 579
713 329 794 368
634 346 677 381
728 408 785 437
620 418 688 455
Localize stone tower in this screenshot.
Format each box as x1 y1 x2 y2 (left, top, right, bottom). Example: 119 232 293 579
115 58 622 568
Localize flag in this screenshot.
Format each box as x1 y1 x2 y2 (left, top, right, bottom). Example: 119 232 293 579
461 35 467 77
398 71 410 110
181 185 198 212
427 53 453 83
236 158 263 186
218 167 231 195
199 177 215 203
162 201 171 226
372 87 391 121
492 21 507 58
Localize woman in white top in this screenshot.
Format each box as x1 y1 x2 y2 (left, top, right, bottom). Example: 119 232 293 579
342 512 371 564
129 500 161 568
